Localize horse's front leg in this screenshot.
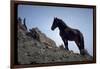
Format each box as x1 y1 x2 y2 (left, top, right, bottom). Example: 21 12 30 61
60 33 69 51
63 39 69 51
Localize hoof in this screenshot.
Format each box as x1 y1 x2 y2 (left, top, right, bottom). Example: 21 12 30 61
64 48 69 51
80 49 85 55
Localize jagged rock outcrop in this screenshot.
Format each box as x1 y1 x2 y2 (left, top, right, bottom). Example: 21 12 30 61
26 27 57 49
17 18 93 64
18 17 27 32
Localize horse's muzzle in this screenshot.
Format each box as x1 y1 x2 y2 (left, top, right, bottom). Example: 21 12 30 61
51 27 54 30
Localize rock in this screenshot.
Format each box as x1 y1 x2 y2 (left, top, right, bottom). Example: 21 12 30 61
26 27 57 48
59 44 65 50
18 17 27 32
26 28 40 41
17 18 93 64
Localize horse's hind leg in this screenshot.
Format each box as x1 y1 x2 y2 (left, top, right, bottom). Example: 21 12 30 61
75 40 81 52
75 36 85 55
80 36 85 55
75 37 83 54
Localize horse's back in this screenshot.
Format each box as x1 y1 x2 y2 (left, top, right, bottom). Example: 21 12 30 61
61 28 83 41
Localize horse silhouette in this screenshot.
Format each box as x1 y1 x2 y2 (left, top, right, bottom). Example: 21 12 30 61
51 17 85 55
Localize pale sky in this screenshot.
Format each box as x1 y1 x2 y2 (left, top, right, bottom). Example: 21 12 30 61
18 5 93 56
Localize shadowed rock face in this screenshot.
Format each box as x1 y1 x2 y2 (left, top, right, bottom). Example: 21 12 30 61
17 19 93 64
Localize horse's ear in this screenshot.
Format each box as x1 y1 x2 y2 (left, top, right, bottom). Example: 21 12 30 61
54 17 56 19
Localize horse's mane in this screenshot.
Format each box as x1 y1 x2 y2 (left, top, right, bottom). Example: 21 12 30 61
57 18 70 29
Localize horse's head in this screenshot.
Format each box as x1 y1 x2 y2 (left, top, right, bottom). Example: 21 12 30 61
51 17 59 30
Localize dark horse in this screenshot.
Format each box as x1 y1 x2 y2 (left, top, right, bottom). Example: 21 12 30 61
51 17 85 55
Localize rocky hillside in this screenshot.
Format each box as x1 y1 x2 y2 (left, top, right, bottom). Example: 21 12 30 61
17 18 93 64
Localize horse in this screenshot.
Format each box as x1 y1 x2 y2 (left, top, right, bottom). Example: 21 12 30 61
51 17 85 55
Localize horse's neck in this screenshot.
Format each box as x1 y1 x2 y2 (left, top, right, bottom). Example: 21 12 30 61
58 22 70 32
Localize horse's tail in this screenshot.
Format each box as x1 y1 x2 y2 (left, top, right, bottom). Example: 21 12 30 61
80 34 84 50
